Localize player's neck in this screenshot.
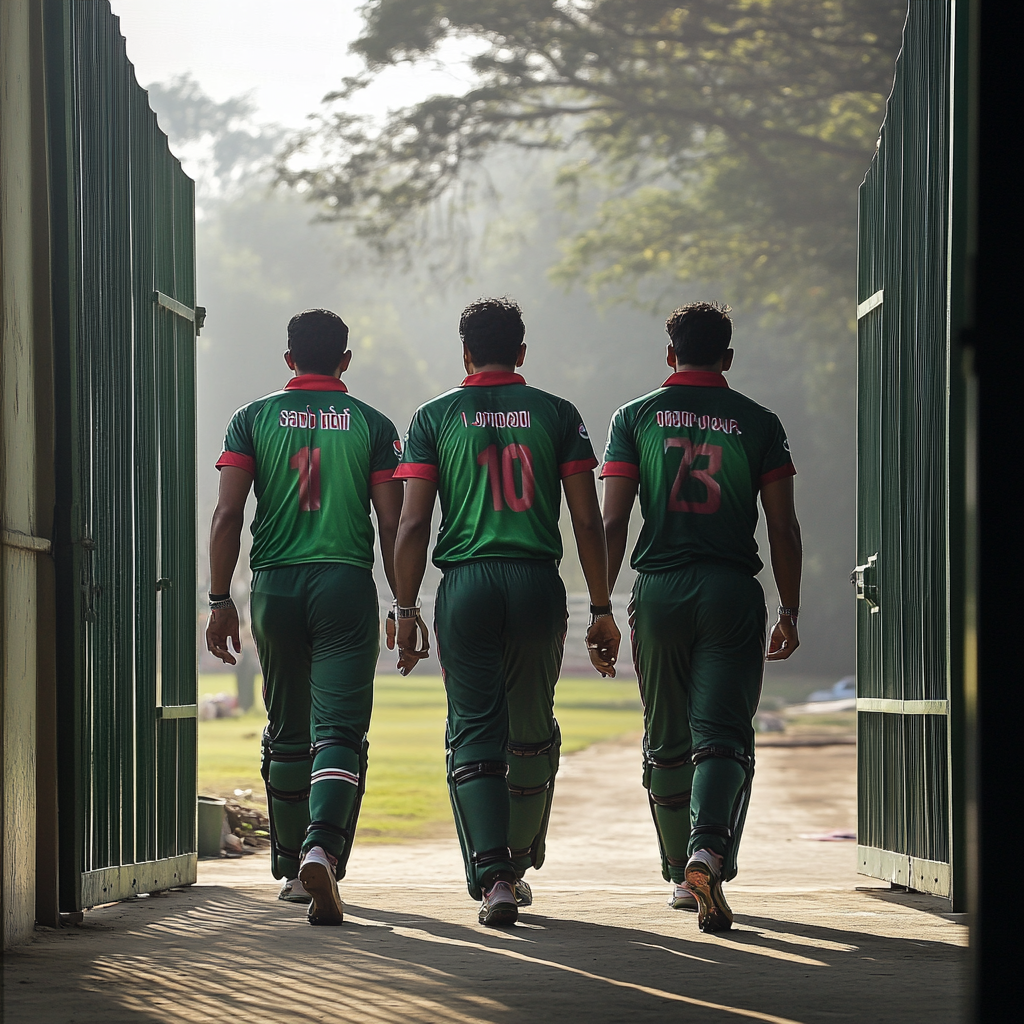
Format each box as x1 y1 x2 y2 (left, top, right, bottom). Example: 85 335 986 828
293 367 342 380
466 363 519 375
675 363 725 374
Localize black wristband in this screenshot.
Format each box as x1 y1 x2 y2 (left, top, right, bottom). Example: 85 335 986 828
208 592 231 602
589 603 612 616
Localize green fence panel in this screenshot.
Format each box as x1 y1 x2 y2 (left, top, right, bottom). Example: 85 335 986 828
855 0 966 903
45 0 198 912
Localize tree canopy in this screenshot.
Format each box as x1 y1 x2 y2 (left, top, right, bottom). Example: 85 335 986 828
281 0 906 357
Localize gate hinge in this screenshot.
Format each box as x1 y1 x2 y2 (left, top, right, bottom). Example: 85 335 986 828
851 554 879 610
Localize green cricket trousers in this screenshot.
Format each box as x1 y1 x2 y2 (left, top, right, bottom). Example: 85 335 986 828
250 562 378 881
631 563 766 883
434 559 567 899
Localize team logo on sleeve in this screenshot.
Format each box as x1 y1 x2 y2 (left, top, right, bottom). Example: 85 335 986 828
393 438 403 458
783 438 790 452
578 422 589 439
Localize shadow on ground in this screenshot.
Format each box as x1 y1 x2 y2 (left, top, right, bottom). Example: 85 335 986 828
2 884 966 1024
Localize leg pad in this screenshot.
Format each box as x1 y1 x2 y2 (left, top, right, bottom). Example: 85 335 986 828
261 731 313 879
507 723 560 873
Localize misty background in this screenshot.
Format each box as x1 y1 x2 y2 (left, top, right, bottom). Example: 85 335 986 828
113 1 907 683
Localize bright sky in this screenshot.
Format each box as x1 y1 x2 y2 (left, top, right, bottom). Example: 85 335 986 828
109 0 479 127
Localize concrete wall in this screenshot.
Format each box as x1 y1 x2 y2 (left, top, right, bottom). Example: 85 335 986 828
1 0 52 949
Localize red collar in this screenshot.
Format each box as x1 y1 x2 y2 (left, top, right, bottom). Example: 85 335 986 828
662 371 729 389
461 371 526 387
285 374 348 393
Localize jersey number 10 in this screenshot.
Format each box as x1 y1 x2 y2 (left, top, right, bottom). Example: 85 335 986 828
477 443 535 512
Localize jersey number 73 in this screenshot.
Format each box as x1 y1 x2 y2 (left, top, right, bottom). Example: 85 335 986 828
664 438 722 514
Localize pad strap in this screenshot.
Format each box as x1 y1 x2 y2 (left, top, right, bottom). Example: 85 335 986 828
452 761 509 786
305 820 353 842
650 789 692 810
691 745 753 770
311 737 363 758
267 749 313 764
691 823 733 839
508 780 552 798
507 737 555 757
644 750 693 771
266 784 310 804
472 846 512 868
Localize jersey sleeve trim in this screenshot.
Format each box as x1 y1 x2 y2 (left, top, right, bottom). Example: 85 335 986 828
760 463 797 487
559 457 599 479
600 460 640 481
369 468 397 486
216 451 255 475
394 463 440 482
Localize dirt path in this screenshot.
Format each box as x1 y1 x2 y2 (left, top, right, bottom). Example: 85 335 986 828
3 740 966 1024
198 735 863 893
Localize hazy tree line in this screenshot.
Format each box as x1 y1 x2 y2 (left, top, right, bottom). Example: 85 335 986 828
152 0 906 678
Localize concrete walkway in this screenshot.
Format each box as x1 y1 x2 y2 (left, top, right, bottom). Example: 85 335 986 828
2 740 967 1023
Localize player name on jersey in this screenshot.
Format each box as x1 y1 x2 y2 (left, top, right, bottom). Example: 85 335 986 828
464 410 532 429
278 406 352 431
655 409 742 435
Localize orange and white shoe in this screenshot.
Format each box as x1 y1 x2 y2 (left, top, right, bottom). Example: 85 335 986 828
298 846 344 926
684 850 733 932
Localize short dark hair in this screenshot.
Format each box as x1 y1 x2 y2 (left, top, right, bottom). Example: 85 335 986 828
287 308 349 375
459 297 525 367
665 302 733 366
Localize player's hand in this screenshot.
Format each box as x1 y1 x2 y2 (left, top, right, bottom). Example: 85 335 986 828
586 615 621 678
206 603 241 666
396 614 430 676
385 610 397 650
766 615 799 661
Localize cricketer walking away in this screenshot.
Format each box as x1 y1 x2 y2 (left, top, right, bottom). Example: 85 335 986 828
391 296 621 927
602 301 803 932
205 308 404 926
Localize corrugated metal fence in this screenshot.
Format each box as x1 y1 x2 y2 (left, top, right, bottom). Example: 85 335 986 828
855 0 967 902
45 0 199 911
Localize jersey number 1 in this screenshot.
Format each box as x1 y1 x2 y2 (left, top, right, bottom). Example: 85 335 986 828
290 446 321 512
477 443 535 512
665 439 722 514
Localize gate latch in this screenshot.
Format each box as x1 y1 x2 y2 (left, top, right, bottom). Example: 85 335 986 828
851 554 879 610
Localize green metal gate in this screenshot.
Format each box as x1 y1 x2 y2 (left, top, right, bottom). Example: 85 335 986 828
854 0 967 904
45 0 200 911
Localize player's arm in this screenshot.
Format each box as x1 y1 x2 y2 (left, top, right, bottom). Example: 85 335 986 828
601 475 639 592
761 475 803 661
563 471 621 677
393 477 437 674
206 465 253 666
370 479 403 596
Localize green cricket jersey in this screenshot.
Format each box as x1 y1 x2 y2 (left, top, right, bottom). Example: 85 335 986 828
602 371 795 575
217 374 401 572
396 371 597 569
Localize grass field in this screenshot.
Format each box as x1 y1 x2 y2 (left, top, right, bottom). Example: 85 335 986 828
199 673 643 842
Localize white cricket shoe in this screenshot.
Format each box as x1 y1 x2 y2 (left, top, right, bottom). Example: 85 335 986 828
478 880 518 927
278 877 312 904
667 881 698 911
298 846 344 926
